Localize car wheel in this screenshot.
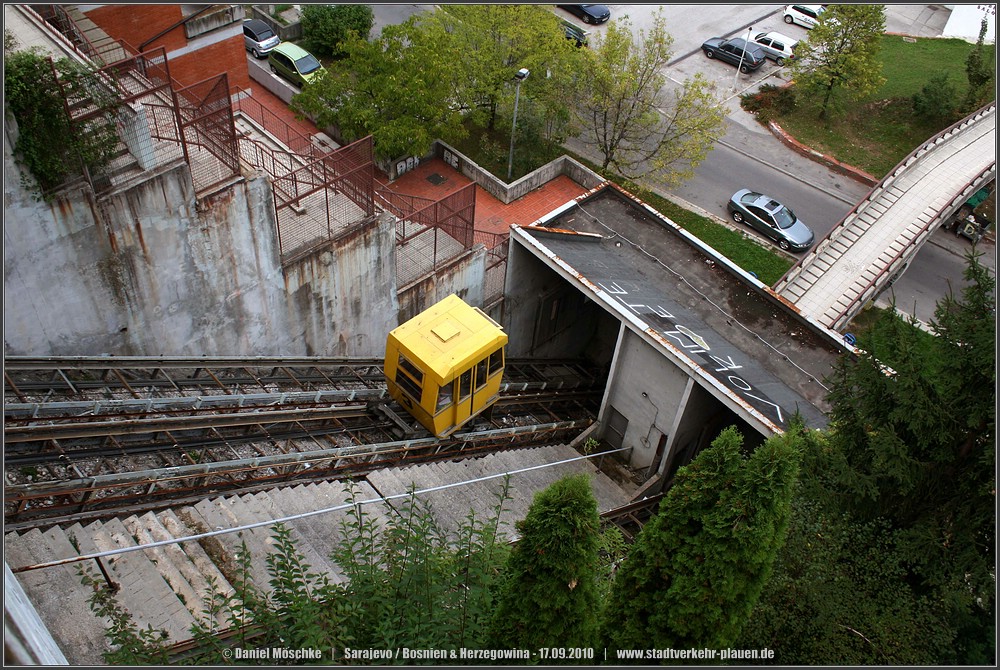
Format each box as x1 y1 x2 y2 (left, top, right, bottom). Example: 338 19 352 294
583 14 593 24
704 49 715 59
731 211 744 224
776 56 785 65
778 239 791 251
740 63 751 73
252 48 260 58
784 15 794 24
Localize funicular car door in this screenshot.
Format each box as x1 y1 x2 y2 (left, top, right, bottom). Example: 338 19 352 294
452 367 474 432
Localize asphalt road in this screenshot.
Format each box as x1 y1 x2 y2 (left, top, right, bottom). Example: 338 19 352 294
361 4 996 326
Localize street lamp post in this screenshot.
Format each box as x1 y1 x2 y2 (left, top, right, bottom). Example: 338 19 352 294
734 25 753 91
507 67 529 183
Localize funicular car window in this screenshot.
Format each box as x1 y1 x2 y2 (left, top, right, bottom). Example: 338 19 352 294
396 354 423 400
459 370 472 400
475 359 488 390
436 381 453 412
488 348 504 376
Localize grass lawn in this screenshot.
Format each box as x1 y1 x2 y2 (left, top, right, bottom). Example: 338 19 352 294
773 35 993 179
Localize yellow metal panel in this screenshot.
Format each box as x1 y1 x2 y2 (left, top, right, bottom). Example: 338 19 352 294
387 294 508 385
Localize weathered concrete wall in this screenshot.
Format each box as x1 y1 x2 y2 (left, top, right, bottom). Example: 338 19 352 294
502 240 605 358
2 146 298 355
396 246 487 325
604 329 692 470
427 141 604 205
282 212 400 356
4 121 498 358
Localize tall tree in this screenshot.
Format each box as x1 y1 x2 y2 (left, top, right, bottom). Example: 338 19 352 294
292 19 466 160
964 12 996 112
789 4 887 120
575 11 726 185
822 252 995 606
418 4 585 133
737 494 962 665
301 4 374 57
489 474 602 653
602 425 801 652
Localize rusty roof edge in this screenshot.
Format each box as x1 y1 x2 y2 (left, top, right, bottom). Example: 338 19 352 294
510 226 784 436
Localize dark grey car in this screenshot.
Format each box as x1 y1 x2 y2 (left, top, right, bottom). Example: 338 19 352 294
701 37 766 73
727 189 815 252
557 4 610 24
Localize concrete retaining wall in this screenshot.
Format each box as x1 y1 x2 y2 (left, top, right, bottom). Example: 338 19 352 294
396 246 488 324
2 129 407 357
282 212 400 356
431 141 605 204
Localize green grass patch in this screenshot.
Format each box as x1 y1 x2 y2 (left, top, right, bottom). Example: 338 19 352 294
774 35 992 179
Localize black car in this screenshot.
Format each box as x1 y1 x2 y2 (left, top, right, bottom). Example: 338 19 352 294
701 37 766 73
557 4 611 24
727 189 815 252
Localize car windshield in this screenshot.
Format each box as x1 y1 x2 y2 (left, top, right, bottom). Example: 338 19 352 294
295 54 321 74
769 202 797 229
258 28 275 40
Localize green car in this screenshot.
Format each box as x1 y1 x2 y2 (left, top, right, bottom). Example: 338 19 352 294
267 43 325 87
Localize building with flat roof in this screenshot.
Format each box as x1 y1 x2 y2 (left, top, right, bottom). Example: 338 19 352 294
505 183 851 481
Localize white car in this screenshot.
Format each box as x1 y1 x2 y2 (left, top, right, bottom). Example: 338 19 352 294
783 4 825 29
753 31 799 65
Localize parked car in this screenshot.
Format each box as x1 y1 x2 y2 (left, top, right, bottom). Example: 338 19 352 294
752 31 798 65
557 4 610 24
700 37 766 73
243 18 280 59
267 43 326 88
727 189 815 252
783 4 825 29
561 18 590 47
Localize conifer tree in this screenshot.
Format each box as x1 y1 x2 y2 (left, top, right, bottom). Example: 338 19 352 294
489 474 602 654
602 425 801 652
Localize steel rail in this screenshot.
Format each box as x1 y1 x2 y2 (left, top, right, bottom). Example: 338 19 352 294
4 379 598 419
4 420 593 528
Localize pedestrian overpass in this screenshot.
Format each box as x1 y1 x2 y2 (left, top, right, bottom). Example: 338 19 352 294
774 104 996 332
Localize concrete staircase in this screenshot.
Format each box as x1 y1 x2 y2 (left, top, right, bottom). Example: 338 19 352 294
5 444 634 664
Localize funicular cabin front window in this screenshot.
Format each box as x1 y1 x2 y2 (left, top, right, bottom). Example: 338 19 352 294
436 380 453 412
396 354 423 402
489 348 504 376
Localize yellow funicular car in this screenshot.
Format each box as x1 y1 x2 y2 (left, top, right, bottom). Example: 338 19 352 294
384 294 508 438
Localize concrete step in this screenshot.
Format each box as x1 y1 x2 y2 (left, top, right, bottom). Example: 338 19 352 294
87 517 198 642
264 484 347 584
4 527 111 665
240 491 337 581
121 512 228 630
192 497 273 593
120 513 204 622
157 509 237 608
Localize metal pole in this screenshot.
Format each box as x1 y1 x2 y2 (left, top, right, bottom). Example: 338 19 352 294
507 78 523 183
734 25 753 91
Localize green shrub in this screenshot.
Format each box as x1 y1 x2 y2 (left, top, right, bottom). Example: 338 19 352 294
4 48 121 199
912 72 959 124
741 83 797 125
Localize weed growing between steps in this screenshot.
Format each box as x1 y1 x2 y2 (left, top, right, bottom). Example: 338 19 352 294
78 474 633 663
80 479 517 663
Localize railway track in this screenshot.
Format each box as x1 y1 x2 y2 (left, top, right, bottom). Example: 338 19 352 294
4 357 610 528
